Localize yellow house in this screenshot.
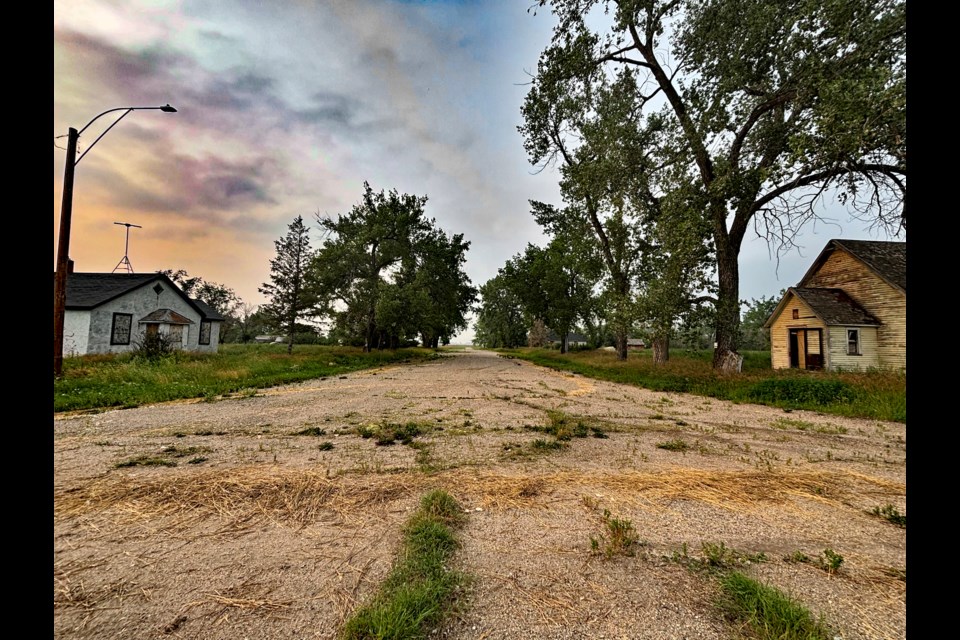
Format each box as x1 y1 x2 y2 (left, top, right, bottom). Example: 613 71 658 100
764 239 906 371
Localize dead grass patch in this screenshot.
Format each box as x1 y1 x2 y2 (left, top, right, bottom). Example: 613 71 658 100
55 466 902 534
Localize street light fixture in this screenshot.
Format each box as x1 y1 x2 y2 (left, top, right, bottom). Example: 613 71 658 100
54 104 177 378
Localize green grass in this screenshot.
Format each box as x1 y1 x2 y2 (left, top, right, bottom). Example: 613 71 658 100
656 439 690 452
339 489 467 640
869 504 906 528
55 344 434 413
497 348 905 422
718 571 831 640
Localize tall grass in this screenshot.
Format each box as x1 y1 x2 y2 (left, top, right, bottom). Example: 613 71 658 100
339 490 467 640
501 348 905 422
54 344 433 413
718 571 831 640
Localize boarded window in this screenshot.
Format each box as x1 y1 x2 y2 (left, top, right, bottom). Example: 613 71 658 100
847 329 860 355
199 321 212 345
111 313 132 345
168 325 185 347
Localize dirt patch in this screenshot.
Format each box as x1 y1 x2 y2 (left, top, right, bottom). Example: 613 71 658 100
54 349 906 639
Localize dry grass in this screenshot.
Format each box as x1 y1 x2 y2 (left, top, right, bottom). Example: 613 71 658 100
55 466 903 534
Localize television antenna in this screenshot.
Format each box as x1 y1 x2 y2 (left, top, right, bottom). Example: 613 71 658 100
111 222 142 273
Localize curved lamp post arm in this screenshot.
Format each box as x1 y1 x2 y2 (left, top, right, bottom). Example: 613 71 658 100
75 104 177 165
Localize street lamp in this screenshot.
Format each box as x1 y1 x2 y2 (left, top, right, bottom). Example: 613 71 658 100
54 104 177 378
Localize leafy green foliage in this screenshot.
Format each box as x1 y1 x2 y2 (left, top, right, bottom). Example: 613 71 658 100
473 274 529 349
740 294 781 351
313 183 476 351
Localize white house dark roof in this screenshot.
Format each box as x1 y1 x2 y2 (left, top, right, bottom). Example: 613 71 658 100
60 272 223 321
139 309 195 325
786 287 881 327
800 239 906 293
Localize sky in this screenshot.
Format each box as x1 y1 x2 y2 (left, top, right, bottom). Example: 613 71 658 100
54 0 903 343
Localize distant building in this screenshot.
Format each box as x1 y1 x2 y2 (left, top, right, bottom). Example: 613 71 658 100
59 271 224 356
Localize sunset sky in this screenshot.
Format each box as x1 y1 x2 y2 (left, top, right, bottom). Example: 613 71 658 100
54 0 902 342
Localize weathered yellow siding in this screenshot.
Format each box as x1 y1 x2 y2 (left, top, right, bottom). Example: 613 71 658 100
803 248 906 370
769 294 827 370
828 326 880 371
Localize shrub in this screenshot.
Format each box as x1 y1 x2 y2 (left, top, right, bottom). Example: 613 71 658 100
131 332 176 362
747 377 853 406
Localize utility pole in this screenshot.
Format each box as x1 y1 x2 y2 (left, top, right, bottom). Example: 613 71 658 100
53 127 78 378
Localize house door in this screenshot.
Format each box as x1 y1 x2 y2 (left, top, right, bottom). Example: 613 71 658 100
788 328 823 371
789 330 800 368
145 324 158 337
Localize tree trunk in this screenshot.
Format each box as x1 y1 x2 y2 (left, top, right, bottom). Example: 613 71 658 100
652 334 669 365
614 329 628 361
712 242 742 372
560 332 568 354
286 315 295 354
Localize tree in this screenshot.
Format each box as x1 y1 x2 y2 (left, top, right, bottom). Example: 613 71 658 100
258 215 318 354
522 0 905 371
473 274 528 349
739 293 782 351
312 183 475 350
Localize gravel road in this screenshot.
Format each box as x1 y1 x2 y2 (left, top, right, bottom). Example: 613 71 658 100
54 349 906 640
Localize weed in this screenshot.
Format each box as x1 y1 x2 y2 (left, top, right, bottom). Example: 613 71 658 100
187 456 207 464
820 549 844 574
590 426 609 438
114 455 177 468
295 426 328 436
657 439 690 452
339 490 467 640
590 509 639 558
869 504 906 528
784 551 810 564
718 571 831 640
318 442 335 451
531 438 565 451
701 542 737 569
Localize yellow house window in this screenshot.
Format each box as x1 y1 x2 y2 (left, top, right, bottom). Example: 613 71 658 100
792 309 799 319
846 329 860 355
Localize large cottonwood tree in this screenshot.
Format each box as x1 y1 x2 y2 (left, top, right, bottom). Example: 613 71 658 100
522 0 905 371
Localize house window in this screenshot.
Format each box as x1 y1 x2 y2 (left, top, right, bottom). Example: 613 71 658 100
111 313 133 345
846 328 861 355
199 321 212 345
792 309 799 319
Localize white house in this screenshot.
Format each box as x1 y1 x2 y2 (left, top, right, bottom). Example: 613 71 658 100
61 272 225 356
